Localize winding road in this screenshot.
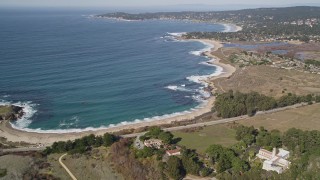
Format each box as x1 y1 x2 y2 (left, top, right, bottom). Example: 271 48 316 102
59 153 78 180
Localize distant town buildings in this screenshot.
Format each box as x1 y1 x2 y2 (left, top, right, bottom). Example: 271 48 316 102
257 148 291 174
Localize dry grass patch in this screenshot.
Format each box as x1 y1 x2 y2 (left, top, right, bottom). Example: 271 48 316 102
62 148 123 180
213 65 320 97
0 155 32 180
239 103 320 132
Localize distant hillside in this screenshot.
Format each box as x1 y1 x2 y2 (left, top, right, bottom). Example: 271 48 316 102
97 6 320 42
97 6 320 24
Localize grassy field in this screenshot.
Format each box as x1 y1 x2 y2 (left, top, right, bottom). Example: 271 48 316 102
173 103 320 154
240 103 320 132
172 124 238 154
213 62 320 97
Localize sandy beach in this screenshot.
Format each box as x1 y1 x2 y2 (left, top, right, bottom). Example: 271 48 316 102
0 39 236 146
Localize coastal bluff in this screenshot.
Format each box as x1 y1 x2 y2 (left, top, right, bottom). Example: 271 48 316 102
0 105 24 121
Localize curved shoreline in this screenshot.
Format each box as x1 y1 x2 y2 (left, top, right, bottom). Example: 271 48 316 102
0 39 236 146
0 22 240 145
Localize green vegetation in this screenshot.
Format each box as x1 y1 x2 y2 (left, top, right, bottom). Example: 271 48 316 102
173 125 237 153
166 156 185 180
0 169 7 178
44 133 118 154
305 59 320 67
215 90 316 118
140 126 174 144
201 125 320 179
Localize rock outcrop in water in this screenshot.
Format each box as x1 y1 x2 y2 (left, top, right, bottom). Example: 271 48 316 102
0 105 24 121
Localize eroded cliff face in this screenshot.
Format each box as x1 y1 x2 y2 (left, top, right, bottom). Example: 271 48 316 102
0 105 24 121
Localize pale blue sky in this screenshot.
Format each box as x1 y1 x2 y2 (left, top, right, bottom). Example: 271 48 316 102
1 0 320 8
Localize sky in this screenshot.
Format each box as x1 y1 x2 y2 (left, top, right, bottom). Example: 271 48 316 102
1 0 320 9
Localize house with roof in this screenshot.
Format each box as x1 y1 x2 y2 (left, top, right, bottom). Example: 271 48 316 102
257 148 291 174
166 148 181 156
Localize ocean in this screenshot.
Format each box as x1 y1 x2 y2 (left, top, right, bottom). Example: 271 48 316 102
0 9 226 132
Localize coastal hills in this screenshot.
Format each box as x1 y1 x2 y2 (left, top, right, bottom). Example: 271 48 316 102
1 5 320 180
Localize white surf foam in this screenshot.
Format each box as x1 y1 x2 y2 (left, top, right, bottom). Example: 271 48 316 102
0 100 37 129
189 41 214 56
165 85 192 92
186 62 224 86
167 32 187 37
59 116 80 128
9 100 209 134
222 23 241 33
7 29 226 134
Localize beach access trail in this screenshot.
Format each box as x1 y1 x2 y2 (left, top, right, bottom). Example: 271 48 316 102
59 153 78 180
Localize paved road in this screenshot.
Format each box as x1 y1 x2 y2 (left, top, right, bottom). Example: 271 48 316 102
1 146 46 153
59 153 78 180
122 103 307 138
2 103 308 152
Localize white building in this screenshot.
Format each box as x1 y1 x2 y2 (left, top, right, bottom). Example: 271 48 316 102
257 148 291 174
166 148 181 156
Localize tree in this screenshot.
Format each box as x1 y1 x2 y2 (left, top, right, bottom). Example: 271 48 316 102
145 126 162 137
103 133 116 147
136 147 154 158
206 144 224 163
158 132 174 144
167 156 185 180
181 149 201 175
232 158 250 173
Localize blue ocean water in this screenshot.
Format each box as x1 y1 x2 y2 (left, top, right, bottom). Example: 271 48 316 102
0 9 225 131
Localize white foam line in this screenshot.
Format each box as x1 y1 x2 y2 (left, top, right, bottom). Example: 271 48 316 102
222 23 242 32
6 28 227 134
0 100 37 129
8 100 209 134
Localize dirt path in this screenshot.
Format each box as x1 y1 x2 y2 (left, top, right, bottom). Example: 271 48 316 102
59 153 77 180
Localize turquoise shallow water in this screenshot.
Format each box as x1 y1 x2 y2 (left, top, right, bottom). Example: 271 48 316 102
0 9 225 132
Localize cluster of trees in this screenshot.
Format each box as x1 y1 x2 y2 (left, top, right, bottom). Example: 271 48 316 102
136 127 176 158
205 125 320 179
162 149 212 180
283 128 320 154
43 133 118 154
214 90 318 118
135 146 165 159
226 126 320 179
235 125 282 148
140 126 174 144
206 144 249 174
136 127 212 179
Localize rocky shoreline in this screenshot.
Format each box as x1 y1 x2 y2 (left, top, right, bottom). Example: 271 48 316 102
0 105 24 121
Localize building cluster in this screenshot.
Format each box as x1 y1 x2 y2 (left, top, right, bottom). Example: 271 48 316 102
143 138 181 156
272 58 320 75
283 18 319 27
230 50 320 74
257 148 291 174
